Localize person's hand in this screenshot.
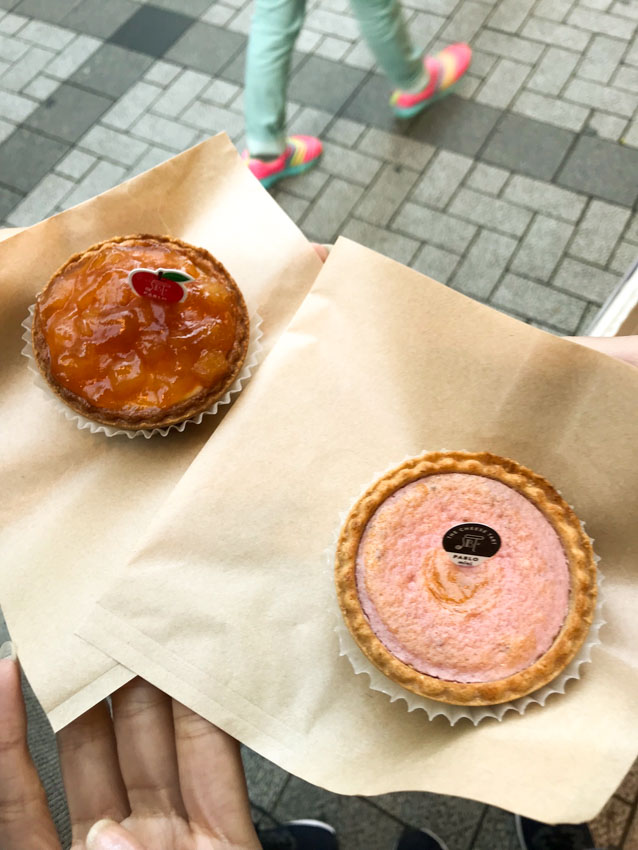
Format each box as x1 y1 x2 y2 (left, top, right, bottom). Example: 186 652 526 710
0 646 260 850
567 335 638 368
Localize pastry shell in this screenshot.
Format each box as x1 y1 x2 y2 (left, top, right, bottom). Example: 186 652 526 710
335 450 598 706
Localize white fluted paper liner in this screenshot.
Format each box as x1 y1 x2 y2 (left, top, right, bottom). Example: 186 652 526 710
330 455 605 726
21 305 263 438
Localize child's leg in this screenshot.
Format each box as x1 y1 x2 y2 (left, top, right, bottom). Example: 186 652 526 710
244 0 306 157
348 0 425 90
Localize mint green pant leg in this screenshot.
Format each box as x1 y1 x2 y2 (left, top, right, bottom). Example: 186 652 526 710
349 0 424 89
245 0 306 157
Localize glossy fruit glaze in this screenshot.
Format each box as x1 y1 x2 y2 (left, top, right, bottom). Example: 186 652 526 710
37 241 241 414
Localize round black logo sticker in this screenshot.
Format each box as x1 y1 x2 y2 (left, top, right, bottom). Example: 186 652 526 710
442 524 501 567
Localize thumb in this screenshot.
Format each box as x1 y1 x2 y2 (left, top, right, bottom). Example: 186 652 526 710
86 819 146 850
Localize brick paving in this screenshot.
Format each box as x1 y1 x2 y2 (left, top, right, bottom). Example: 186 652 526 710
1 0 637 847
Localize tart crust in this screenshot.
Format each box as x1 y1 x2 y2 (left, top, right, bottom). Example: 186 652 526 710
335 451 597 706
32 234 250 431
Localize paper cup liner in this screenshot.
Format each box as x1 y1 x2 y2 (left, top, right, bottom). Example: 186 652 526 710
330 453 605 726
21 305 263 438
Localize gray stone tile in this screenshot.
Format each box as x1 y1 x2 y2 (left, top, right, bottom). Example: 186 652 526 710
62 0 138 39
325 117 366 148
24 82 112 144
528 46 580 96
217 45 246 84
342 72 410 132
0 11 26 31
55 146 96 179
279 165 330 201
0 88 38 123
149 0 212 14
369 790 485 850
201 78 239 106
305 7 359 39
411 242 460 284
614 64 638 92
0 116 15 144
19 18 76 49
301 177 365 242
125 144 173 179
511 214 574 280
273 779 403 850
476 58 531 109
449 188 532 236
481 112 574 181
624 212 638 243
152 68 210 118
130 110 200 150
241 747 289 815
567 6 633 37
522 16 592 50
410 96 501 158
610 239 638 275
557 135 638 206
5 171 74 225
577 34 628 84
109 4 194 58
534 0 572 22
487 0 536 32
393 202 478 253
342 217 420 264
492 273 587 331
180 100 244 139
201 3 235 27
166 20 245 76
474 28 546 63
0 31 28 62
22 74 61 102
569 199 631 264
0 184 22 224
78 124 148 166
355 162 420 227
553 257 621 303
290 55 366 113
101 80 162 130
356 127 435 170
502 175 586 222
45 33 101 81
472 806 519 850
0 127 69 192
513 90 589 132
70 43 152 98
588 110 627 141
412 150 473 209
62 158 127 207
409 11 447 49
564 77 636 118
13 0 81 24
0 44 54 92
465 162 509 195
440 0 491 42
452 228 518 298
288 106 335 141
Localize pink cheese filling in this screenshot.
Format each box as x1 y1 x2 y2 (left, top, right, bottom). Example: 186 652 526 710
356 473 569 683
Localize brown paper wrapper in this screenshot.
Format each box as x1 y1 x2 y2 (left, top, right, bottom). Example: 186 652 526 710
0 133 321 728
76 238 638 823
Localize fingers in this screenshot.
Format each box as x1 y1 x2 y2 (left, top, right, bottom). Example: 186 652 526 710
86 819 146 850
111 679 186 818
172 701 260 848
311 243 330 263
57 701 129 843
0 651 60 850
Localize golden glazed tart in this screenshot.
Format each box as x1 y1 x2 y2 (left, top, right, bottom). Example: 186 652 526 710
32 234 249 431
335 451 597 706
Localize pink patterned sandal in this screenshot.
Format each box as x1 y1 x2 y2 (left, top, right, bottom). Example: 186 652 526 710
390 42 472 119
242 135 323 188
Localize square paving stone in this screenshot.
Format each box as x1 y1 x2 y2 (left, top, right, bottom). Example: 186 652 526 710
272 778 403 850
0 184 23 224
0 0 20 9
166 20 245 76
556 135 638 207
481 112 574 181
24 83 112 143
62 0 139 39
149 0 213 14
13 0 81 22
342 72 411 132
0 127 69 193
70 44 153 98
410 96 501 158
290 55 367 114
109 4 195 58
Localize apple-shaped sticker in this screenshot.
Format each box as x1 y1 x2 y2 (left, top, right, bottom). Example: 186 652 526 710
128 268 193 303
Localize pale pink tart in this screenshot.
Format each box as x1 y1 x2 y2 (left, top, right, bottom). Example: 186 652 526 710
335 451 597 706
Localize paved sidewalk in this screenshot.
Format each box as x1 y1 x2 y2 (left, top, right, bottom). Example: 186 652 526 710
1 0 637 847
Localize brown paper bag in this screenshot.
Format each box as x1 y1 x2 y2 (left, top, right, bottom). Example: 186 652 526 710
77 238 638 823
0 133 321 729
